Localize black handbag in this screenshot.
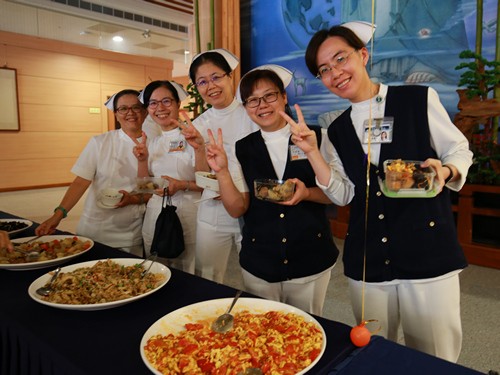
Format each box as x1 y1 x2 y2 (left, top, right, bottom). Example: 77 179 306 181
150 189 185 258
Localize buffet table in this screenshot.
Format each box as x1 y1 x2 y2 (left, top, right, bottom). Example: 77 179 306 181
1 211 485 375
0 211 355 375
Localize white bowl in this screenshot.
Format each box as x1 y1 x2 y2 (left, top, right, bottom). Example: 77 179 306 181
195 171 219 192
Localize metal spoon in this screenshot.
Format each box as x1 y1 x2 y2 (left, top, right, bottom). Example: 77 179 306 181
140 252 158 278
13 247 40 261
211 290 243 333
36 267 62 296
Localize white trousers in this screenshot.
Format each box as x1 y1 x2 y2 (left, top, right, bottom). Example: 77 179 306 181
348 274 462 362
242 269 332 316
195 221 241 283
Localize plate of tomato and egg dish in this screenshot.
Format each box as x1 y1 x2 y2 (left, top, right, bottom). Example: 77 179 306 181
0 235 94 271
28 258 171 311
141 298 326 375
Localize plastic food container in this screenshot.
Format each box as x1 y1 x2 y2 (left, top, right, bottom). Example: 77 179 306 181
195 171 219 192
136 177 167 193
254 179 295 202
383 159 435 193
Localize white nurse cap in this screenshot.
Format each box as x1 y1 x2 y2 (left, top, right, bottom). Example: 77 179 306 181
341 21 377 45
191 48 239 71
104 93 117 111
236 64 293 103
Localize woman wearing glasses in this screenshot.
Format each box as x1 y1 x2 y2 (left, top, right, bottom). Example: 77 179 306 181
204 65 339 315
185 48 258 283
136 80 203 273
286 22 472 361
36 89 149 256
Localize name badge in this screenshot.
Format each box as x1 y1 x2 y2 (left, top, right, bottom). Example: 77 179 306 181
169 140 186 153
363 117 394 144
289 145 307 161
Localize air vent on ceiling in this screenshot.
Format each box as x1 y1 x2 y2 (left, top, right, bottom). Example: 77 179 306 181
50 0 188 34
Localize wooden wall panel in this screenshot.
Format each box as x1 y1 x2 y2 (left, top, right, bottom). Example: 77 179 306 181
100 61 146 87
146 66 172 82
20 104 102 133
18 76 100 107
1 133 94 161
0 158 78 190
6 46 100 82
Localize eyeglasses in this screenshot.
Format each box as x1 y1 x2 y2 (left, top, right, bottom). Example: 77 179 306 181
244 91 280 108
115 105 144 115
316 50 357 79
195 73 228 88
148 97 174 109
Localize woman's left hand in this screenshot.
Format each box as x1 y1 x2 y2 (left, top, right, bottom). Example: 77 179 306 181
161 175 186 196
421 158 450 193
279 178 309 206
115 190 134 207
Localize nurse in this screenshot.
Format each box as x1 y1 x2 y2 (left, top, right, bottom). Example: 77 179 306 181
36 89 149 256
136 80 203 273
184 48 258 282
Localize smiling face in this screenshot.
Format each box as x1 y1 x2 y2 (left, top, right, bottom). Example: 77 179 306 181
244 79 287 132
147 86 180 131
316 36 373 103
115 94 147 137
194 62 234 109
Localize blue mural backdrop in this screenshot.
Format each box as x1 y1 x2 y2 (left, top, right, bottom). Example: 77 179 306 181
240 0 498 126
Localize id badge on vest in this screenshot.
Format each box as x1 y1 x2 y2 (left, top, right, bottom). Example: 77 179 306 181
362 117 394 144
289 145 307 161
169 139 186 153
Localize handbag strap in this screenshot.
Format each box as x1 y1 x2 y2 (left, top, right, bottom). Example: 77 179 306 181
161 188 172 207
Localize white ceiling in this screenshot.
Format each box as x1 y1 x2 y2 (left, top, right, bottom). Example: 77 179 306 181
0 0 195 76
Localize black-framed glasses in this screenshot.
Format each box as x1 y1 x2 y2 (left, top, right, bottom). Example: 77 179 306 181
195 73 228 88
316 50 357 79
148 97 174 109
244 91 280 108
115 104 144 115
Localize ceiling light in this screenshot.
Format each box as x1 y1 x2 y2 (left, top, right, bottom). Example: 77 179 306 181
112 36 123 42
142 29 151 39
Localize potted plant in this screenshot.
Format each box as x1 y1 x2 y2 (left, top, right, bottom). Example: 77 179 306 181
454 50 500 185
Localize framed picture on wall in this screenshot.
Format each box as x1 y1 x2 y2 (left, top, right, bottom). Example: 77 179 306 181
0 67 20 131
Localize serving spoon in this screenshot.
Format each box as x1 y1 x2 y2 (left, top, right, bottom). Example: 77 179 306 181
211 290 243 333
237 368 263 375
36 267 62 296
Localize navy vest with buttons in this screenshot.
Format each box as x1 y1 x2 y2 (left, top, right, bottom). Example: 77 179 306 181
236 127 339 282
328 85 467 282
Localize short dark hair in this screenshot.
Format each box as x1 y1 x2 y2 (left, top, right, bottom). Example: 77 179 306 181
239 69 293 118
142 81 180 106
113 89 141 111
189 51 232 83
305 25 365 77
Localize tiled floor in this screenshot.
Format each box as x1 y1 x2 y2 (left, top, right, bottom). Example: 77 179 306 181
1 186 499 373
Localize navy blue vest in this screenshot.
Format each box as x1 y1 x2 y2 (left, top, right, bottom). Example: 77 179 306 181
236 127 339 282
328 85 467 282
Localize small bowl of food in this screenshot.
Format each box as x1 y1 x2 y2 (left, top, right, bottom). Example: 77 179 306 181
383 159 435 192
254 179 296 202
136 177 167 194
195 171 219 192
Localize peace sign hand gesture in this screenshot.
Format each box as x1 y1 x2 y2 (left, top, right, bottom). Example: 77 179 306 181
132 131 148 162
179 111 205 150
279 104 318 155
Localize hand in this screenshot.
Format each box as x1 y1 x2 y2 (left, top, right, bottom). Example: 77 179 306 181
279 178 309 206
280 104 319 154
206 128 229 173
0 230 13 252
115 190 135 207
132 131 149 162
35 215 61 236
179 111 205 150
421 158 447 194
161 175 185 196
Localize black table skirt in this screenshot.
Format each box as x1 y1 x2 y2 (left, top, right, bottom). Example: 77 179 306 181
0 212 355 375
